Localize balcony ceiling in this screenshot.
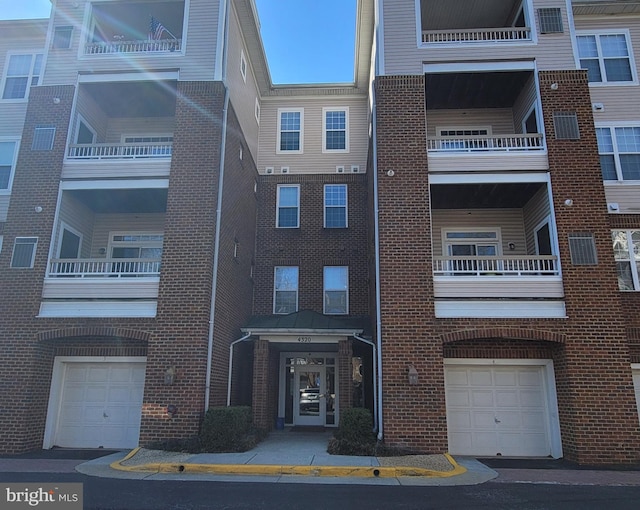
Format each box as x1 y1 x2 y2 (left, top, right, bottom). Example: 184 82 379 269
68 189 167 214
422 0 521 30
431 183 545 209
425 71 531 109
84 81 177 118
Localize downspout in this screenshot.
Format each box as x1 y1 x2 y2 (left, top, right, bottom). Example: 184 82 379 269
371 88 384 441
227 332 252 406
205 0 231 412
352 334 378 432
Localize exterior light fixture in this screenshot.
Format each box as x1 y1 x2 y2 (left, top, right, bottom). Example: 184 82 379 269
408 365 418 386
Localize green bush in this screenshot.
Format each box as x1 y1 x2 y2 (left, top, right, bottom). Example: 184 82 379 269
328 408 376 456
200 406 259 452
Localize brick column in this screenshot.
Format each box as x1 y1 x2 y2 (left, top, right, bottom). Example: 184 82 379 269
252 339 270 429
338 339 354 417
540 70 640 463
374 76 446 453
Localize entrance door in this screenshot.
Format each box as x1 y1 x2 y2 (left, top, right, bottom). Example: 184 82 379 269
294 366 326 426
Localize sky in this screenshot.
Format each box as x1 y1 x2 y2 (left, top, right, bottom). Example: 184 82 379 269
0 0 357 84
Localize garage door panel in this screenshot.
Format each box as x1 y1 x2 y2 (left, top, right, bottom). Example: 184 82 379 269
518 370 542 386
446 389 471 406
493 371 517 386
471 390 494 407
111 367 134 383
448 410 472 428
65 366 88 382
472 411 496 428
470 370 493 385
87 367 110 382
85 386 108 401
446 369 470 386
519 389 544 407
495 390 519 407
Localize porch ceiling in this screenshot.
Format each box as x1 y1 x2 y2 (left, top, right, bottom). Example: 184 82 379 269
67 189 168 213
83 81 177 118
421 0 521 30
425 72 531 109
430 183 545 209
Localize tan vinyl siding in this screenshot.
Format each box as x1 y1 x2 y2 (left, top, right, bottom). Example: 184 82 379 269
382 0 575 75
57 194 96 258
43 0 220 85
604 184 640 214
575 16 640 122
73 91 108 142
257 97 369 175
512 76 538 133
105 117 175 143
522 186 551 253
426 109 515 136
91 213 165 257
431 209 527 256
227 2 260 163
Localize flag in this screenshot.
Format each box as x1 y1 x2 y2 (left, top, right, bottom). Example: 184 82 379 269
149 16 167 40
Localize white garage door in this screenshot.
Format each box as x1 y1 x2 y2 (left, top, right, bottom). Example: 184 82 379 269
633 369 640 423
53 362 146 449
445 363 553 457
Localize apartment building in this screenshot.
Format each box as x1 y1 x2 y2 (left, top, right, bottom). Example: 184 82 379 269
0 0 638 465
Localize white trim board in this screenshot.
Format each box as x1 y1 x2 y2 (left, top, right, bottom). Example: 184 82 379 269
435 300 566 318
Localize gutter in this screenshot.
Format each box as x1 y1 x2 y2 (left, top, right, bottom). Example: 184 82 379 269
226 332 252 406
352 334 379 433
205 0 232 411
371 85 384 441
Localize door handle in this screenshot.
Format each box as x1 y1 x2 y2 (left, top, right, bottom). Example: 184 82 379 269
494 417 501 423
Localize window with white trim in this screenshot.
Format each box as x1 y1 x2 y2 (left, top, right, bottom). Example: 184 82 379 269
324 184 347 228
323 108 348 152
11 237 37 268
577 33 635 84
52 26 73 49
109 232 164 260
240 50 247 83
612 230 640 290
276 184 300 228
32 126 56 151
324 266 348 314
277 109 303 153
2 52 43 100
274 266 298 314
254 98 260 124
0 140 18 192
596 126 640 181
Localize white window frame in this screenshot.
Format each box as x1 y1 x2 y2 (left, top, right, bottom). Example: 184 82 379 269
324 184 348 228
277 108 304 154
11 237 38 268
75 115 97 145
52 26 73 49
436 126 492 150
612 230 640 291
442 228 503 259
107 231 164 260
1 51 44 101
56 222 84 259
240 49 247 83
575 30 638 86
254 98 260 125
274 266 299 314
322 107 349 153
276 184 300 228
596 124 640 182
323 266 349 315
0 138 20 194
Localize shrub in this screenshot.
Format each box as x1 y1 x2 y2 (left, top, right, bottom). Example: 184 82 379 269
200 406 260 452
328 408 376 456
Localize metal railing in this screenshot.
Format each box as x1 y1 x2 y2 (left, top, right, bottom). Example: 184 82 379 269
48 258 161 278
427 134 544 153
84 39 182 54
67 143 172 160
422 27 532 44
433 255 559 277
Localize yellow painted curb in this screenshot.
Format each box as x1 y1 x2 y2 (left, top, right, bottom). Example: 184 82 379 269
111 451 467 478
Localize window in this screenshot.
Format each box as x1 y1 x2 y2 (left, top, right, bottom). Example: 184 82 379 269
274 266 298 314
2 53 43 100
577 33 634 83
437 127 490 150
0 236 3 254
240 50 247 83
277 185 300 228
32 126 56 151
443 230 500 274
538 8 563 34
612 230 640 290
324 184 347 228
553 112 580 140
52 26 73 49
568 233 598 265
277 109 303 153
0 140 18 192
596 126 640 181
323 108 348 152
324 266 348 314
11 237 37 268
255 98 260 124
109 233 163 260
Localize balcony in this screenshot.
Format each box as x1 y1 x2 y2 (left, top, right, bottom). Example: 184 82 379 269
39 187 166 318
425 70 547 172
430 181 564 308
420 0 532 46
63 80 176 179
83 1 184 56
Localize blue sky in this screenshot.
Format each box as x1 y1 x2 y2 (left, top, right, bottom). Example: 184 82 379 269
0 0 356 84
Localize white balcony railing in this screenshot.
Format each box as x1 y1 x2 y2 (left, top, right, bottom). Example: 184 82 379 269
422 27 532 44
48 258 161 278
428 134 544 153
84 39 182 55
67 143 172 160
433 255 559 277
